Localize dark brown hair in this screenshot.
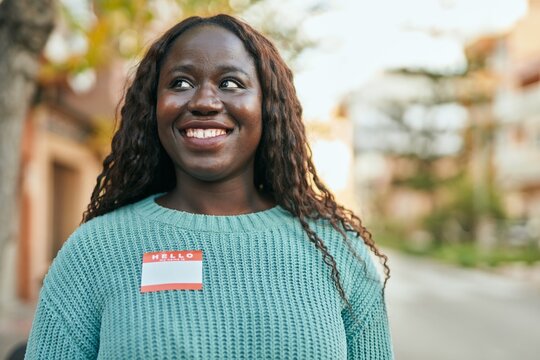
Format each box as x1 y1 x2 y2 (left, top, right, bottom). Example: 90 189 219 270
83 14 389 309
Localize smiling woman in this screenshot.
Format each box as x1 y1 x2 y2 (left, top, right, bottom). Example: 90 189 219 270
25 14 394 360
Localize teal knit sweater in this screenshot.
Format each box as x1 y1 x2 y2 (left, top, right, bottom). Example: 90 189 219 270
26 194 393 359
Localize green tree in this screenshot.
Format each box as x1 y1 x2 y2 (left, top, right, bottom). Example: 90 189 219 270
365 70 467 246
370 38 505 247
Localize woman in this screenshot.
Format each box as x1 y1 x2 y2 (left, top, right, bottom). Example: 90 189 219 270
26 14 393 359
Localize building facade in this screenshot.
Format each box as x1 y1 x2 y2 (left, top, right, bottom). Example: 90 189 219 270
492 0 540 223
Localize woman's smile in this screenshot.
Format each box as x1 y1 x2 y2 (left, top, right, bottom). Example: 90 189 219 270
175 118 236 150
178 127 233 150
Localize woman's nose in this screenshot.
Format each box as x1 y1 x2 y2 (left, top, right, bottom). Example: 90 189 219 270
187 83 224 116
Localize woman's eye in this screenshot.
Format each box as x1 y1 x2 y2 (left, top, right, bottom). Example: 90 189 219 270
171 79 193 89
220 79 241 89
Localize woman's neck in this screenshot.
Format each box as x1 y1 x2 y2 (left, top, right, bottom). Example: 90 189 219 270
155 176 274 215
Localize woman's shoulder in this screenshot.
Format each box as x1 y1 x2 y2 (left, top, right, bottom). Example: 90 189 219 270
308 217 384 292
308 217 371 257
57 199 147 260
42 200 148 296
74 196 153 237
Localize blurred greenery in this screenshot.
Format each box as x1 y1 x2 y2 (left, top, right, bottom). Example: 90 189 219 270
41 0 253 81
423 174 506 244
374 220 540 268
40 0 316 83
39 0 315 154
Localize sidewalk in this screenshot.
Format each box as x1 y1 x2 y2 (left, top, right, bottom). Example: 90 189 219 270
489 262 540 289
386 250 540 360
0 301 35 359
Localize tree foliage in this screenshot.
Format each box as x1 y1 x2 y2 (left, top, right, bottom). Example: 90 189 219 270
368 49 504 246
41 0 256 81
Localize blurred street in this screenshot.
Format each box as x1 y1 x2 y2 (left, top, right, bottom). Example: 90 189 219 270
0 301 32 360
386 250 540 360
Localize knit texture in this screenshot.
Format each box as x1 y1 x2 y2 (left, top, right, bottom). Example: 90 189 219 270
26 194 393 359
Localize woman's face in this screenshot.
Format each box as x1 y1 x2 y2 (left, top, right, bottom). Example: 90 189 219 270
155 25 263 184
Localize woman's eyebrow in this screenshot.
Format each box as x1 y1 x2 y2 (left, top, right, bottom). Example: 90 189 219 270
217 65 251 77
165 64 196 75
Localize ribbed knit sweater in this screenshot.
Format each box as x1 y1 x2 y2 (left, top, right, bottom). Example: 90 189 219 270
26 194 393 359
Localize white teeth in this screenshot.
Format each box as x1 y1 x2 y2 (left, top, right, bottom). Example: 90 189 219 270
185 128 227 139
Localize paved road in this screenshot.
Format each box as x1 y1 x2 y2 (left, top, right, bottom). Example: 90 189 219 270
385 250 540 360
0 302 32 360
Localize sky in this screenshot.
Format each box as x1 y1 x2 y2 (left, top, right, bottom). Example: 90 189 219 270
245 0 528 120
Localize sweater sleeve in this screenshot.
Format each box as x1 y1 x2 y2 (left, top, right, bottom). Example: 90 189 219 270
343 296 394 359
25 300 93 359
339 235 394 360
25 228 103 359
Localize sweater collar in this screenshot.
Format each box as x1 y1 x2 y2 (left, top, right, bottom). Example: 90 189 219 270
133 193 292 233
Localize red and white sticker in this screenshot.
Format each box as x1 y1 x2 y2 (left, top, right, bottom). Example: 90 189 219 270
140 250 203 292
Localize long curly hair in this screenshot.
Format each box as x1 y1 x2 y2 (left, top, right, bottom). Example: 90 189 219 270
83 14 389 309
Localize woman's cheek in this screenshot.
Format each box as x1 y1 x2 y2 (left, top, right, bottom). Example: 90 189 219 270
156 93 186 124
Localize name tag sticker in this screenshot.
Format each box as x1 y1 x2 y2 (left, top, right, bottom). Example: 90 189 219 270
140 250 203 293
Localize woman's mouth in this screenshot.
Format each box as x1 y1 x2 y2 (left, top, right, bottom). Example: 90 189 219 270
178 127 233 150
